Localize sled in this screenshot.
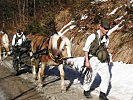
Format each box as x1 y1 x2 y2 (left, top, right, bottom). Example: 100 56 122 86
12 39 31 74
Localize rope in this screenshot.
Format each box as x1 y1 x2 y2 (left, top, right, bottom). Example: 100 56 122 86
49 50 63 64
80 66 93 83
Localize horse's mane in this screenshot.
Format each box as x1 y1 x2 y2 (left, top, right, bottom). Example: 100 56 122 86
51 34 72 57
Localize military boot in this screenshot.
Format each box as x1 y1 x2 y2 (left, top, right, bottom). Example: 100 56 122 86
84 90 92 98
99 91 109 100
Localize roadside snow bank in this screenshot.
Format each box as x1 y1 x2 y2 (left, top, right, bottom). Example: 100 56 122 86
66 57 133 100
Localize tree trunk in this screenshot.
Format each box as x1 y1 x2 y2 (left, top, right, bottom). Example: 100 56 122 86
26 0 29 22
17 0 21 26
22 0 26 24
34 0 36 20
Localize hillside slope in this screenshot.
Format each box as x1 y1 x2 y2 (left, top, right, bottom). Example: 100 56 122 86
1 0 132 64
54 0 133 64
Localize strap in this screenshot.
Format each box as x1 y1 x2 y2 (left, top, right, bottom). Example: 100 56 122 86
38 37 47 50
49 50 62 64
15 34 23 45
48 36 52 50
94 31 100 44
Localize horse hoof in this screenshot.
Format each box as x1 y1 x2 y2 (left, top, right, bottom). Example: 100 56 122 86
61 89 66 93
33 74 37 80
0 61 3 65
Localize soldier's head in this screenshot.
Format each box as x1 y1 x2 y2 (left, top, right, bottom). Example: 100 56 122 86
99 18 111 35
17 29 22 35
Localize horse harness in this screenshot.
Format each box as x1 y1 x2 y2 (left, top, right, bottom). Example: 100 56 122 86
32 36 63 64
15 34 24 45
33 37 49 59
49 50 63 64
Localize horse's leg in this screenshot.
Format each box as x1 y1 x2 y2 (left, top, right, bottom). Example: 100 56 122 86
5 47 11 55
31 57 38 80
38 62 45 87
58 64 66 91
30 44 38 80
3 47 9 58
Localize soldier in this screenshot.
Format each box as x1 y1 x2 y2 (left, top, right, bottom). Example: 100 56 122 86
82 18 111 100
12 29 26 46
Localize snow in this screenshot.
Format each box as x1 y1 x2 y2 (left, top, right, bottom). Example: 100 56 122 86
108 5 123 15
80 14 88 20
61 25 76 35
114 12 127 21
130 0 133 3
65 57 133 100
107 20 125 36
108 62 133 100
94 0 108 3
58 20 76 36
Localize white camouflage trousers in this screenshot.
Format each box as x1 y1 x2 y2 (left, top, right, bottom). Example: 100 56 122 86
83 57 110 93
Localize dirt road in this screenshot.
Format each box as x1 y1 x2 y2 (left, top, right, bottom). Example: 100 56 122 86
0 59 46 100
0 57 98 100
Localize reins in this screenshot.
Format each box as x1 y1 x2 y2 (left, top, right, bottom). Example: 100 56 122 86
49 50 74 64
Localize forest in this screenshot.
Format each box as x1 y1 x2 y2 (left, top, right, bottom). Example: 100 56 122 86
0 0 133 63
0 0 87 35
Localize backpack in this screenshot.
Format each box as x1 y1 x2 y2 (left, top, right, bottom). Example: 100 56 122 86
96 42 109 63
89 32 109 63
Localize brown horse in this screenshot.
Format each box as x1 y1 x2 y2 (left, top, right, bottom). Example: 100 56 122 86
0 31 10 60
28 33 72 91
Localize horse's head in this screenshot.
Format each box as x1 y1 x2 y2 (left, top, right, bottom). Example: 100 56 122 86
0 32 11 60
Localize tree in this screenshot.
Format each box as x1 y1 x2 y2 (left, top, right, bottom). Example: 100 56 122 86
33 0 36 19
